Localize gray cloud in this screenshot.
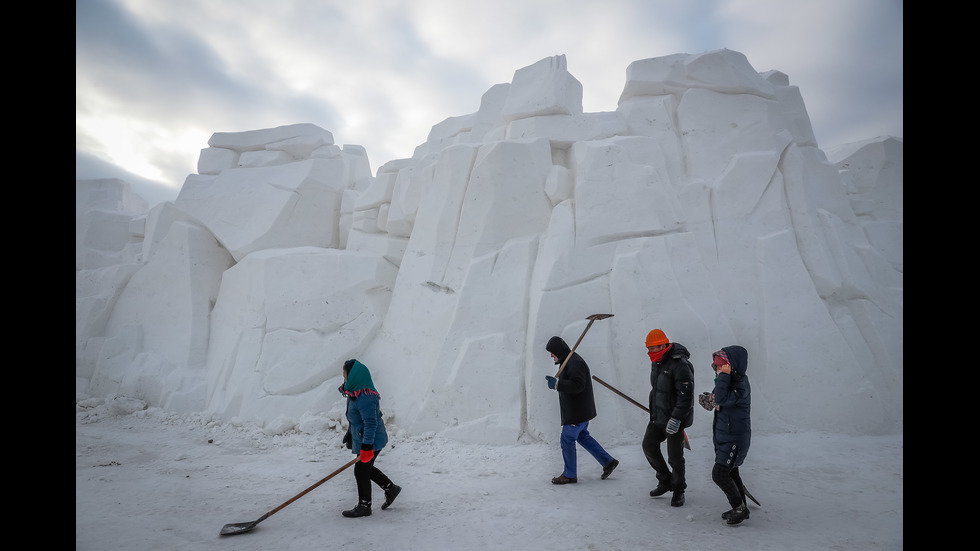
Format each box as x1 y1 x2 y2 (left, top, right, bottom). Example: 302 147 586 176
76 0 902 208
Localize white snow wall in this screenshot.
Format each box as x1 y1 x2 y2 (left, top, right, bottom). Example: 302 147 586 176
76 50 903 444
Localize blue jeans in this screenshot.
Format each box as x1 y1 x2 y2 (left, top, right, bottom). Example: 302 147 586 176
561 421 615 479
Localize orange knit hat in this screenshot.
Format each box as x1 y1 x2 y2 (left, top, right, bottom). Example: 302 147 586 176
645 329 668 347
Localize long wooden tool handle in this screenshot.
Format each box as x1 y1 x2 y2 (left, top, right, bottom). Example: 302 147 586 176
593 375 691 451
592 375 649 412
265 458 358 517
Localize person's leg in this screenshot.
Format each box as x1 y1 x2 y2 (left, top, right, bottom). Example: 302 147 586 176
560 424 582 478
576 422 615 467
368 452 393 489
354 458 374 505
366 452 402 509
343 457 376 517
665 431 687 491
730 466 746 505
711 462 743 509
642 422 671 487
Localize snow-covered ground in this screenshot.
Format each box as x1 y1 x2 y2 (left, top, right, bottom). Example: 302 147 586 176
76 396 903 550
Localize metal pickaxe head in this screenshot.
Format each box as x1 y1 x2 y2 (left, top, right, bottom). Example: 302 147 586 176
586 314 614 321
554 314 614 378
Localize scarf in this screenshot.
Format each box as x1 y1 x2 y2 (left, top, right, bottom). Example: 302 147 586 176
339 359 380 399
647 343 672 363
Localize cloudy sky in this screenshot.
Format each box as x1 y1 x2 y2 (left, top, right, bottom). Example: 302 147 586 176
75 0 903 208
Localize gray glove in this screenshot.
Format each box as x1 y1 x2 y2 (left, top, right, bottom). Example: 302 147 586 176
666 417 680 434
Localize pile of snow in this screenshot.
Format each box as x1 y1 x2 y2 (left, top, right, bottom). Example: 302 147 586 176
76 49 902 447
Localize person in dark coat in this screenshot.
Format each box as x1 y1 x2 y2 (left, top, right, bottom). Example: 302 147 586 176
641 329 695 507
338 359 401 517
544 336 619 484
701 345 752 525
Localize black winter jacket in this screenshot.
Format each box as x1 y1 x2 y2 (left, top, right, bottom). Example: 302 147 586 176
648 342 695 429
546 336 598 426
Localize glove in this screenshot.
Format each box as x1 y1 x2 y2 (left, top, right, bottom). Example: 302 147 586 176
545 376 557 390
342 429 352 449
698 392 715 411
359 444 374 463
666 417 681 434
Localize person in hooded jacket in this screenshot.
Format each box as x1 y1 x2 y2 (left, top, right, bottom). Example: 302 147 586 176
642 329 695 507
700 345 752 525
544 336 619 484
338 359 401 517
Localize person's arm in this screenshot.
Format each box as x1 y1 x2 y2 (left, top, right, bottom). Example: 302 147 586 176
357 397 380 461
712 364 744 407
672 361 695 416
557 357 588 394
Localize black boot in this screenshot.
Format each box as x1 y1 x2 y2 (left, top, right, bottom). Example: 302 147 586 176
722 499 750 520
726 504 749 525
670 491 685 507
381 484 401 510
650 483 672 497
342 500 372 518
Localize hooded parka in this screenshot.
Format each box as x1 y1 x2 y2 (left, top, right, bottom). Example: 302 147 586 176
711 345 750 467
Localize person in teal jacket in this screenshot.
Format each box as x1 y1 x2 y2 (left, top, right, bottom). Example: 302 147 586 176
339 359 401 517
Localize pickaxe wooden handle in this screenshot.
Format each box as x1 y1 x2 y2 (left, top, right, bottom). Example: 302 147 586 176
592 374 692 451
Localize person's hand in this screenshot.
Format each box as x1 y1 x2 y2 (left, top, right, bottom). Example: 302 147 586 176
359 444 374 463
545 376 557 390
666 417 681 434
343 429 352 449
716 364 731 375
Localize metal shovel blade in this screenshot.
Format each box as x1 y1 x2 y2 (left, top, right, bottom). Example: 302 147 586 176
220 520 261 536
220 512 270 536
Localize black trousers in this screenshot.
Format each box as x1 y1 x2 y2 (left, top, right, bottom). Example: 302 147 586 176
642 421 686 491
711 461 746 509
353 452 393 505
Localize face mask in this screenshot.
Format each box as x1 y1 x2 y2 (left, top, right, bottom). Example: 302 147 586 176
648 346 669 363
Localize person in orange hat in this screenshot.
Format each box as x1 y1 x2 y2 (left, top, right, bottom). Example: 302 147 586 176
642 329 695 507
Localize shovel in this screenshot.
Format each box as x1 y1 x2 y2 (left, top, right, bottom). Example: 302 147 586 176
220 457 358 536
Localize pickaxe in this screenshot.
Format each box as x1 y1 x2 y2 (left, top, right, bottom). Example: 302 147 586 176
554 314 614 379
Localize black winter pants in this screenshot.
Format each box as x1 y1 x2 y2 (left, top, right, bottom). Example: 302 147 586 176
353 452 393 505
642 421 686 491
711 462 746 509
